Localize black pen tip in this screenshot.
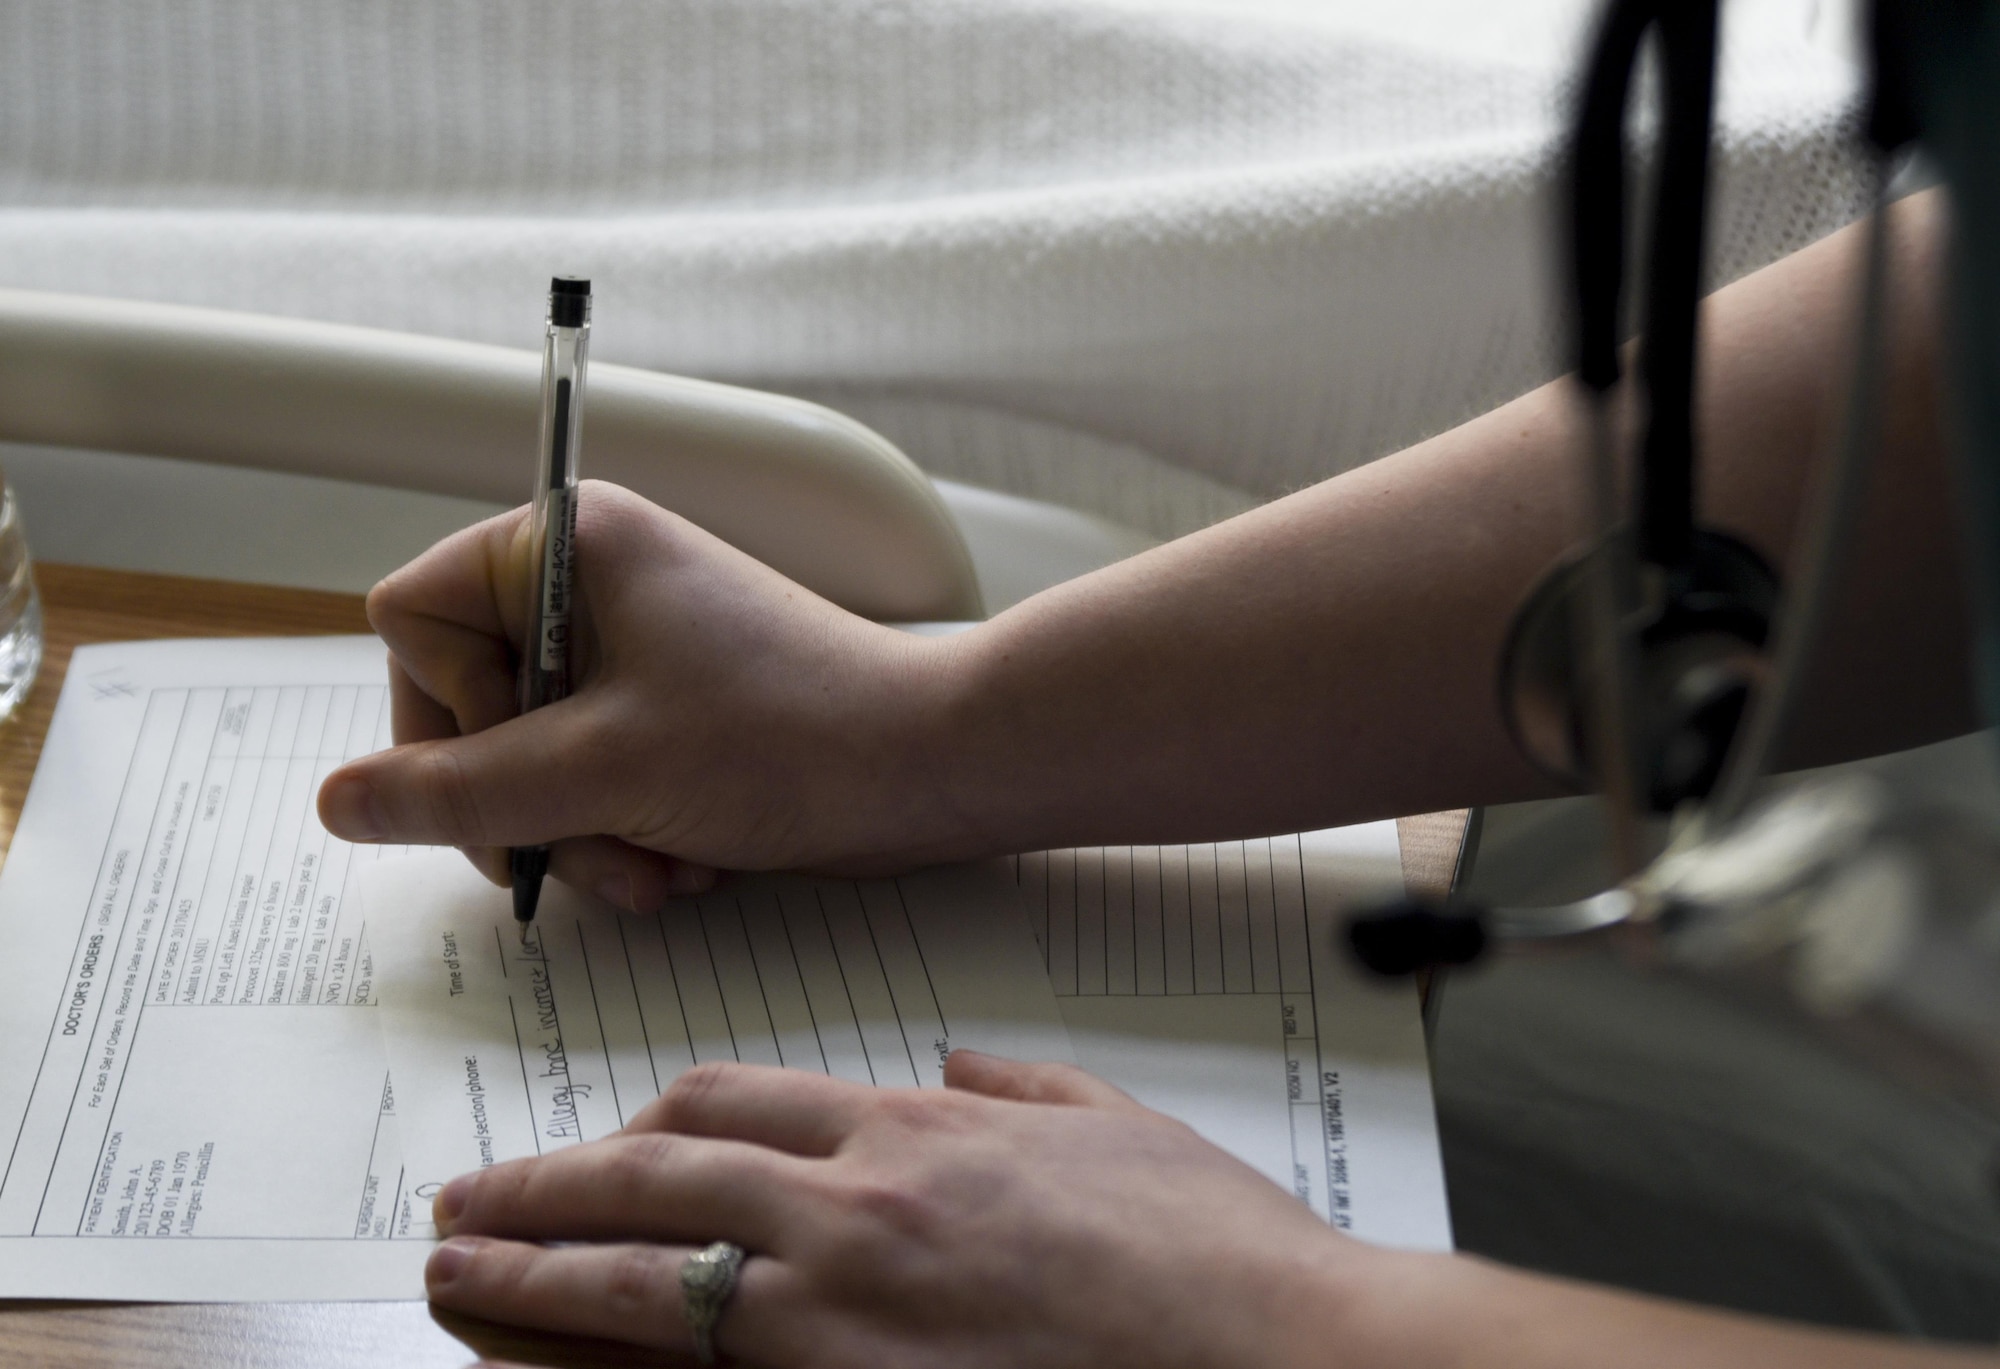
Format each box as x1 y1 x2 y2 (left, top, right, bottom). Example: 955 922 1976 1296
511 846 548 932
513 873 543 927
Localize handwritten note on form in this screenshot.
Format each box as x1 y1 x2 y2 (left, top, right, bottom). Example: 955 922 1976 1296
0 636 432 1299
1016 828 1453 1250
368 852 1073 1200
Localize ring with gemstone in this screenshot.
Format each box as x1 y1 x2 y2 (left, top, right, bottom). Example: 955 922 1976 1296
680 1239 747 1365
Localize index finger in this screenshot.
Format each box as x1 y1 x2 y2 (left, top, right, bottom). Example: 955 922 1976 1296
435 1130 807 1249
629 1062 876 1157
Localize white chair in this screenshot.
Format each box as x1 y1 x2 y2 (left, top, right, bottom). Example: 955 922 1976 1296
0 288 984 623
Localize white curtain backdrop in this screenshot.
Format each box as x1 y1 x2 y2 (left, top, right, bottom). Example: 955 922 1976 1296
0 0 1865 536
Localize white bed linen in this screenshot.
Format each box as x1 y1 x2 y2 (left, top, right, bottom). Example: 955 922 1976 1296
1 0 1863 535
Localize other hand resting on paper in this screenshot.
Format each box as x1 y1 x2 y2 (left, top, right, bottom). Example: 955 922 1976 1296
423 1054 1988 1369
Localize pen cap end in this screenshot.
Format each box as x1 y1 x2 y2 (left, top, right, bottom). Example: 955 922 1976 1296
549 276 591 328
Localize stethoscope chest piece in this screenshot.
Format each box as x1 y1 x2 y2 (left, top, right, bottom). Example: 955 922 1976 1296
1501 528 1776 814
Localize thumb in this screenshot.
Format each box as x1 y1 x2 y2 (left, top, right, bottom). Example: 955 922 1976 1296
317 699 619 849
942 1050 1145 1112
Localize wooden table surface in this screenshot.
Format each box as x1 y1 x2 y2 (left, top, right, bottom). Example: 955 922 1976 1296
0 564 1467 1368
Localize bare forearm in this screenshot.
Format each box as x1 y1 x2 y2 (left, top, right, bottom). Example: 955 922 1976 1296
913 192 1968 859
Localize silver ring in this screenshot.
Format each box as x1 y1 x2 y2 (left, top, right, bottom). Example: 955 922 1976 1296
680 1239 746 1365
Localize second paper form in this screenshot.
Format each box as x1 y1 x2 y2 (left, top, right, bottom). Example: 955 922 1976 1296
1016 827 1453 1250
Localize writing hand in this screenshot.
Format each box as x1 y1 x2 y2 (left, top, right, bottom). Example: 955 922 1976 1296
316 481 968 909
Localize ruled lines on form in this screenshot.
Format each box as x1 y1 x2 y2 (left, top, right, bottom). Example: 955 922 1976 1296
494 876 961 1149
1011 826 1453 1249
1014 839 1317 999
373 853 1074 1210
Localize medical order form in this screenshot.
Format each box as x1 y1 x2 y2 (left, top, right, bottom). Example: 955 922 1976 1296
0 637 432 1299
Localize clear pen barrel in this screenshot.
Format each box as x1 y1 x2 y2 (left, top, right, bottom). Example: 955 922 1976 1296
521 288 591 714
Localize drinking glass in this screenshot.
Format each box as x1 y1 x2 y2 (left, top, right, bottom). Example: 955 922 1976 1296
0 472 44 725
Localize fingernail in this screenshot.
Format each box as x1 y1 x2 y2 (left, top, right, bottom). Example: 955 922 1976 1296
320 775 384 842
594 874 639 913
427 1237 481 1288
433 1173 474 1230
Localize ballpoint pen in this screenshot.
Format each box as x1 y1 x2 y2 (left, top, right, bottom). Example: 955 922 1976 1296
513 276 591 946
